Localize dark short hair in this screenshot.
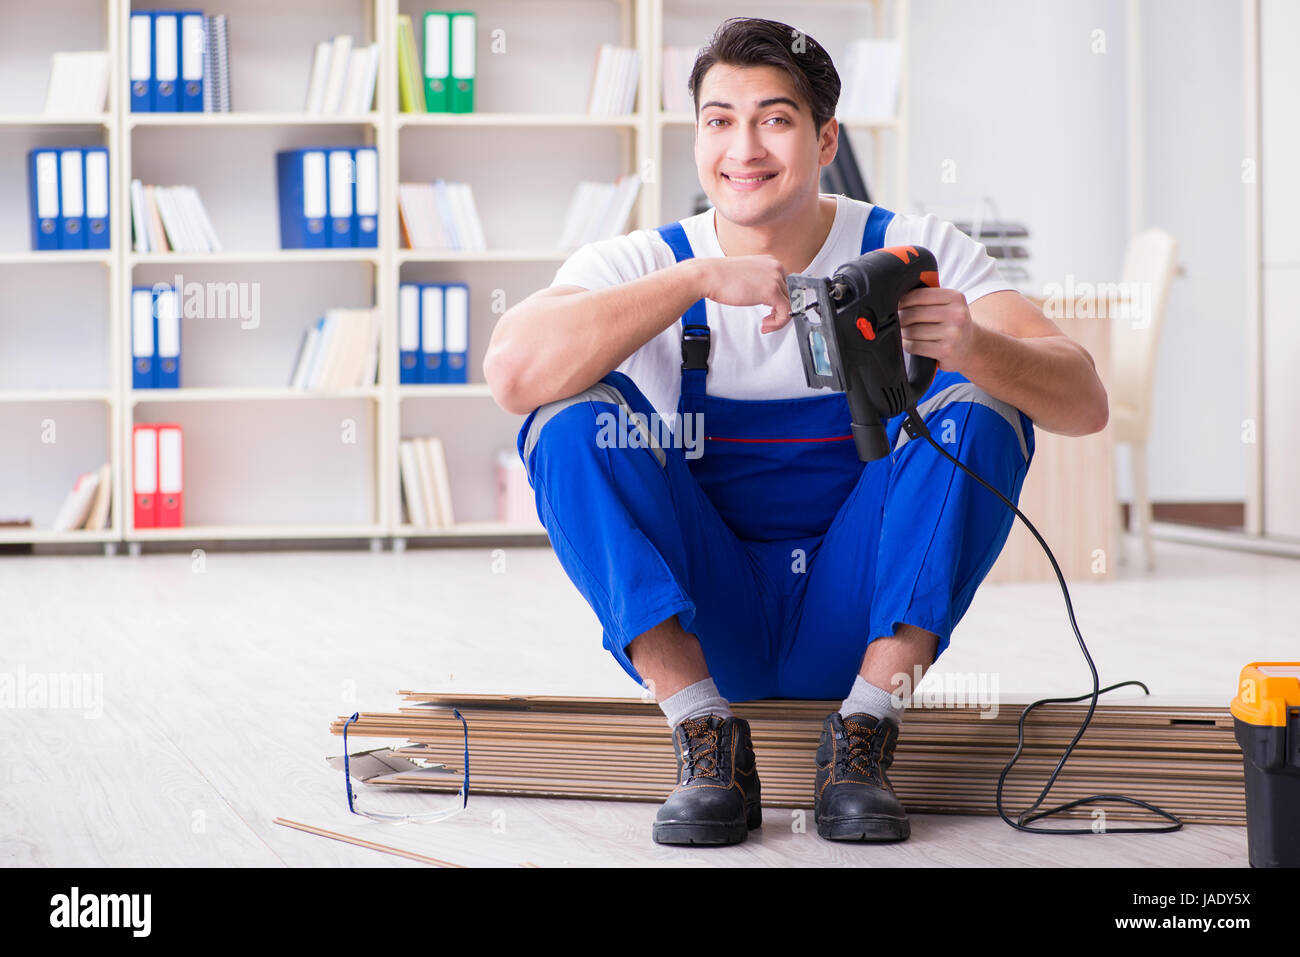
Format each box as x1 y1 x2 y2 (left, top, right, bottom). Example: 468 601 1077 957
688 17 840 134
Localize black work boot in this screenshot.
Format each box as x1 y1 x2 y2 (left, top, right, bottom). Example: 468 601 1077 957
814 711 910 841
652 714 761 845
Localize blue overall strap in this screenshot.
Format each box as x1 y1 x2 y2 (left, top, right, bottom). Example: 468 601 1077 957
655 222 709 398
862 204 895 254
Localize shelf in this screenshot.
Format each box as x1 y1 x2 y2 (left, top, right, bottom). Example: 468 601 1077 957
0 389 112 404
398 384 493 399
397 249 571 264
130 387 381 405
0 114 110 127
129 250 381 266
0 528 117 544
0 0 908 550
396 112 639 129
396 522 547 538
127 523 387 542
128 112 379 128
0 251 112 265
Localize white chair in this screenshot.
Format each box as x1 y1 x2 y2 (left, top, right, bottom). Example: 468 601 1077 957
1110 228 1178 572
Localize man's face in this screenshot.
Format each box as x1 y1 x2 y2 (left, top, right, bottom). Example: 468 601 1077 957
694 63 835 228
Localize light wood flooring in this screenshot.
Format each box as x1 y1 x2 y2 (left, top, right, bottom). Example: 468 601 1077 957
3 528 1292 867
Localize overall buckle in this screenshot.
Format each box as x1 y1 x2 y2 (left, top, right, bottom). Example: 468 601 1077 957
681 329 710 371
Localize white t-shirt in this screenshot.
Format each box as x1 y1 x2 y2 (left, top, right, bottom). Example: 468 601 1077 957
549 193 1016 418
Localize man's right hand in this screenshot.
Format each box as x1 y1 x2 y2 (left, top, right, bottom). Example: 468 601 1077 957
697 255 793 334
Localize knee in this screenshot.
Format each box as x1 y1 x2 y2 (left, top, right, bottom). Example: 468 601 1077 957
962 386 1031 465
895 380 1031 466
521 379 667 470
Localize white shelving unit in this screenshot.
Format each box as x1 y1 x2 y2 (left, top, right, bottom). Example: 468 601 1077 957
0 0 119 550
0 0 907 552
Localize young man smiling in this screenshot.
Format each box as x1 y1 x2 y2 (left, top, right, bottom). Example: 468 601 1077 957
485 18 1107 846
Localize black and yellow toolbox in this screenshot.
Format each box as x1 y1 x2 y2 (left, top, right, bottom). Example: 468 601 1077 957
1231 662 1300 867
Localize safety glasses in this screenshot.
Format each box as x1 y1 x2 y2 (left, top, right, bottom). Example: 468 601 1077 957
341 709 469 825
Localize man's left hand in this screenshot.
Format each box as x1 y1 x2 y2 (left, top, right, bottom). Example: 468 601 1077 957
898 287 980 373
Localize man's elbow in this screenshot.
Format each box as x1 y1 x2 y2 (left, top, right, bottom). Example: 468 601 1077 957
1080 380 1109 436
483 347 533 417
1073 343 1108 435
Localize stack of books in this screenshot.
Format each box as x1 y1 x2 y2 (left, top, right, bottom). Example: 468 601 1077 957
289 308 381 390
397 180 486 251
398 436 455 529
587 43 640 115
557 173 641 249
27 147 110 251
304 35 379 114
129 180 222 253
397 12 477 113
129 10 229 112
53 464 112 532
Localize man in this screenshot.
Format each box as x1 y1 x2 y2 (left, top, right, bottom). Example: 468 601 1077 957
484 17 1107 847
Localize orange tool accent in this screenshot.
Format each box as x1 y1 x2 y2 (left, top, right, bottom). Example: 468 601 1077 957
856 316 875 340
920 270 939 288
884 246 919 264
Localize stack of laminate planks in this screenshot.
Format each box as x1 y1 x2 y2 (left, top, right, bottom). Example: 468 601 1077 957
330 693 1246 826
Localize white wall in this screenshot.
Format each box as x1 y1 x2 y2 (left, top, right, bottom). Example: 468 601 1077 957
1136 0 1246 506
906 0 1246 505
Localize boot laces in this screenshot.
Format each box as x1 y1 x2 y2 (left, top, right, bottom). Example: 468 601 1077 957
680 716 722 781
841 718 885 782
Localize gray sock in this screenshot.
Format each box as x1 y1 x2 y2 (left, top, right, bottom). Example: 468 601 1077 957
839 675 905 727
658 677 732 729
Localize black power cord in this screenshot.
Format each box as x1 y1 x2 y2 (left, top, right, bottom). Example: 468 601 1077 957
901 406 1183 834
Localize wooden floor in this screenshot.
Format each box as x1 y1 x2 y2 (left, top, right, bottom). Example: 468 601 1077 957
3 529 1291 867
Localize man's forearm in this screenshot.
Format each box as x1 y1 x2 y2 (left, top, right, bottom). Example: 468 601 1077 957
485 259 708 416
957 324 1108 437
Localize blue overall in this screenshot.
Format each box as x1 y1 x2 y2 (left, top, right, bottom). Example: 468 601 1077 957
517 206 1035 702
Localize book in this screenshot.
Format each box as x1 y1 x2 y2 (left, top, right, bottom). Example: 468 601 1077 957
397 436 457 528
397 15 427 112
414 436 438 526
399 440 429 527
52 468 101 532
134 182 221 253
425 437 454 527
84 463 113 530
587 44 640 115
143 185 169 252
397 181 484 250
661 46 697 113
43 52 110 114
204 15 230 112
320 34 352 114
304 41 332 113
130 179 149 252
290 308 379 390
346 43 380 113
557 173 642 248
